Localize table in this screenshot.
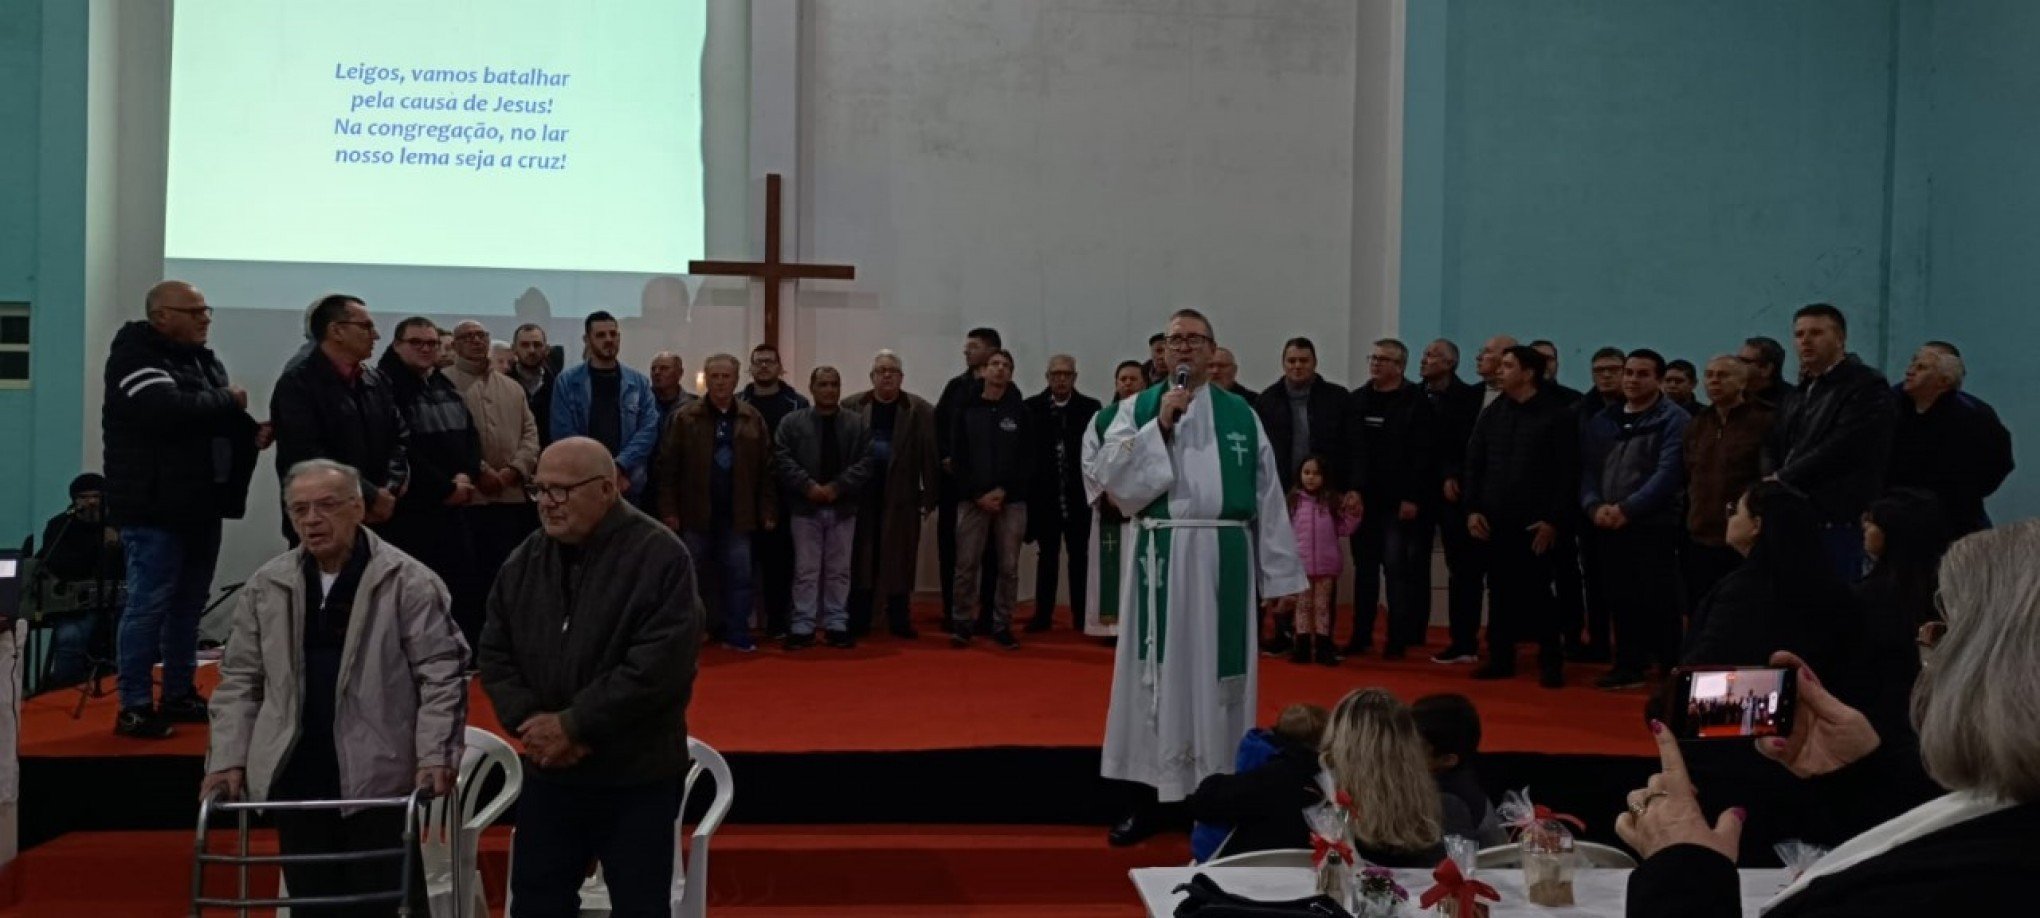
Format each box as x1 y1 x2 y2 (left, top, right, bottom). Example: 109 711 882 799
1132 865 1793 917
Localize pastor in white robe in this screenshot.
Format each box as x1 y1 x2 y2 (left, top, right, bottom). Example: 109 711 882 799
1089 383 1305 800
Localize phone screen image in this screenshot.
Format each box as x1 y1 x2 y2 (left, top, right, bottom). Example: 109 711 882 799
1676 667 1795 740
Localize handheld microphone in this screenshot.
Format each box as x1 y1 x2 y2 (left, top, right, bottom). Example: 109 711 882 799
1172 363 1190 390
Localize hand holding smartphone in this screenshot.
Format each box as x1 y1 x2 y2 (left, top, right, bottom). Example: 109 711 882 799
1665 666 1799 741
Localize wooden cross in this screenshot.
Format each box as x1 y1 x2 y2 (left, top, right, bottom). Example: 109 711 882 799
687 173 856 351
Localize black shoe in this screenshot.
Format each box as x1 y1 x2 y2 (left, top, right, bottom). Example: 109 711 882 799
950 628 973 648
1383 646 1407 661
890 624 921 640
1342 640 1372 657
1430 644 1480 664
1261 633 1293 657
823 630 856 650
1470 659 1516 681
1108 812 1161 847
1594 669 1647 691
115 706 173 740
1289 635 1312 665
991 630 1020 651
783 633 816 652
1023 619 1053 634
1314 639 1339 667
1540 659 1567 689
159 692 211 725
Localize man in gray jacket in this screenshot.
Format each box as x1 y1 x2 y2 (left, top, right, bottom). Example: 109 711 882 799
481 436 702 916
202 458 469 914
774 366 877 650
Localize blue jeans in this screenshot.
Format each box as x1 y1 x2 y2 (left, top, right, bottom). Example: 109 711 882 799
791 508 856 636
683 527 754 642
45 611 105 686
117 521 222 709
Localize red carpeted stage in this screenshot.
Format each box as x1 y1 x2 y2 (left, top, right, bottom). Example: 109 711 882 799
10 607 1660 914
19 622 1653 761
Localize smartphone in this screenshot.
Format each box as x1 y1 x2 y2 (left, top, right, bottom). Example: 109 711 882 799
1665 666 1798 741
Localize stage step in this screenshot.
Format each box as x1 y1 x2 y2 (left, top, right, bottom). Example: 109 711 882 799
2 825 1184 915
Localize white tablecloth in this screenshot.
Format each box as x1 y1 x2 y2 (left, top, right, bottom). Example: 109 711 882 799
1132 865 1794 917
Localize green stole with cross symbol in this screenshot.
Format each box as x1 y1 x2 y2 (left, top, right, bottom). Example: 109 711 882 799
1128 382 1260 681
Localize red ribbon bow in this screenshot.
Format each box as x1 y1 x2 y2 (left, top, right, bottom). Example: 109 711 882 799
1533 804 1587 832
1419 859 1500 915
1310 833 1356 871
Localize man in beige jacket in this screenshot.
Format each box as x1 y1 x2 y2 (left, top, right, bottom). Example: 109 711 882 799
447 320 541 589
203 458 470 914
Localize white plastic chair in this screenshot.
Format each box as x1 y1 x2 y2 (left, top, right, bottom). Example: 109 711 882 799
512 735 736 918
1476 840 1638 869
1201 847 1316 869
420 727 523 917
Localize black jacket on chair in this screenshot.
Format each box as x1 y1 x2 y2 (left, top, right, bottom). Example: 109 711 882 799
271 347 411 505
100 321 261 527
1767 355 1896 523
1255 375 1351 492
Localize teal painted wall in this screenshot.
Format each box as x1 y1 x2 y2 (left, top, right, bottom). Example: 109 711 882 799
1403 0 2036 521
0 0 86 545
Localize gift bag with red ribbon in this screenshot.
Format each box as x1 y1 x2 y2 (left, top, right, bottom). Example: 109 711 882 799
1420 858 1498 918
1497 787 1583 906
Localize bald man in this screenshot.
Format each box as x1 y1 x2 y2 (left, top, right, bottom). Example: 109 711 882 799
481 437 703 915
640 350 697 516
103 280 268 739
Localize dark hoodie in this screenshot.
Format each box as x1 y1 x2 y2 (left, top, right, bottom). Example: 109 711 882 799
100 321 259 526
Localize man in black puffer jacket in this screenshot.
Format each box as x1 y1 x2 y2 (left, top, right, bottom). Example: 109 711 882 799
101 281 266 739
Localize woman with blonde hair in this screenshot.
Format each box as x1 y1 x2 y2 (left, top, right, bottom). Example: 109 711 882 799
1320 688 1449 866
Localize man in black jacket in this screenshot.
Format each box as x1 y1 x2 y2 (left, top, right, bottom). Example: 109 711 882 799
1739 335 1797 407
1023 355 1102 632
1343 339 1435 658
1530 339 1595 663
1208 347 1258 407
481 437 701 916
739 344 810 639
509 323 557 446
1418 338 1488 664
1255 337 1351 494
102 281 266 738
935 328 1002 626
1464 346 1577 688
1890 342 2013 535
1767 304 1897 580
271 294 410 541
376 317 486 648
950 349 1032 649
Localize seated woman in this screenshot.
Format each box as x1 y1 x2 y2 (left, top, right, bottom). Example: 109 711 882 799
1850 488 1954 732
1619 521 2040 917
1185 688 1447 866
1682 481 1853 674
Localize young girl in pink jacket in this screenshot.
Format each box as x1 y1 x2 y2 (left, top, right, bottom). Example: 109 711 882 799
1286 455 1360 666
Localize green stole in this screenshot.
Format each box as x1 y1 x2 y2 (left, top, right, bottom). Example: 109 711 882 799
1128 383 1261 682
1094 400 1125 627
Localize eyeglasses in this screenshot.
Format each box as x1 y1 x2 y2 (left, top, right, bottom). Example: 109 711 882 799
287 497 355 520
334 319 377 333
453 330 490 341
1047 370 1076 378
1164 334 1213 349
524 474 609 504
400 337 441 350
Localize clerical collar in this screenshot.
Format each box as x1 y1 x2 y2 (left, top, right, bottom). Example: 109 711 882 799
1052 393 1072 408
